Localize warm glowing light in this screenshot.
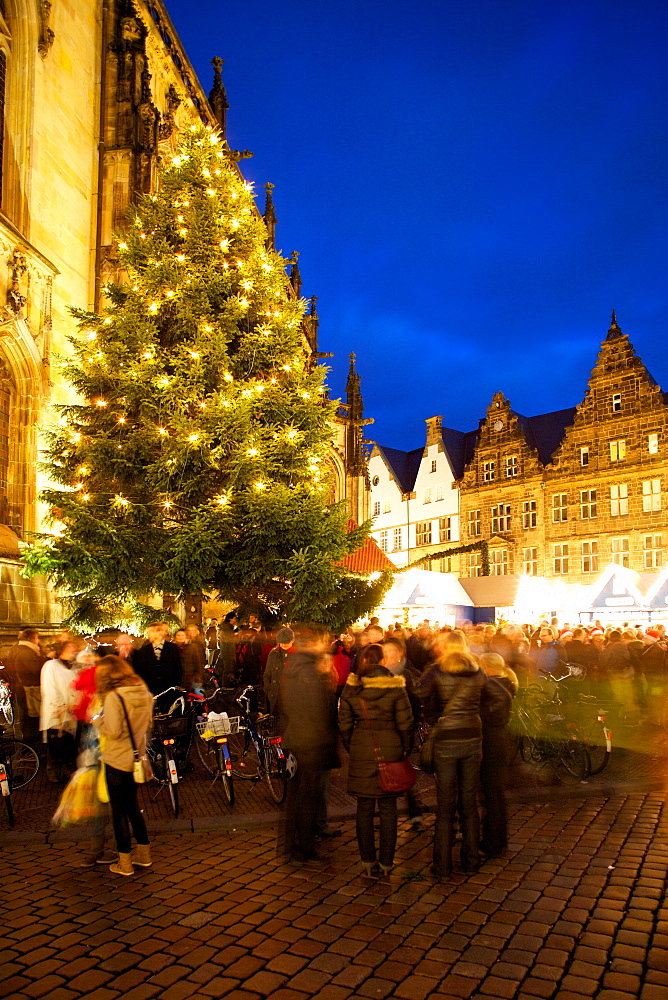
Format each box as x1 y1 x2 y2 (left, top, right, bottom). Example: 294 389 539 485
118 242 128 250
81 494 90 502
204 325 212 332
78 466 89 475
71 433 81 443
188 433 199 443
86 331 96 341
115 495 129 506
219 239 229 250
166 290 174 298
254 482 266 491
206 188 216 197
95 399 107 407
199 401 206 409
224 372 233 382
190 352 200 359
157 427 167 435
241 280 252 291
216 495 228 506
104 318 112 325
149 302 159 313
202 168 211 177
163 501 173 509
287 430 297 440
179 228 187 236
247 448 258 457
240 298 249 308
176 254 185 262
117 416 126 424
231 219 240 229
282 365 291 372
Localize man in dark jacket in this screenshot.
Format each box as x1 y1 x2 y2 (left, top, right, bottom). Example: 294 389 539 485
6 628 46 742
133 623 183 695
263 628 295 717
280 625 339 862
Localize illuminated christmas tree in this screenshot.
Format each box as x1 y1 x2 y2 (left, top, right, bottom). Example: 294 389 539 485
24 124 387 630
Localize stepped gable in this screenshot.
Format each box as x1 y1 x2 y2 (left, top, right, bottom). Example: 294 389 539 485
550 311 667 468
375 445 423 495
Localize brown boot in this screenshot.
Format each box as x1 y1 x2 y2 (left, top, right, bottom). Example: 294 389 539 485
78 835 105 868
109 852 133 876
134 843 152 868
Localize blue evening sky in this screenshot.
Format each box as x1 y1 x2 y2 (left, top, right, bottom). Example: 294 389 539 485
164 0 668 450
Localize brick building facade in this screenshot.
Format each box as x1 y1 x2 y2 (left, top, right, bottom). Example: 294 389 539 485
371 314 667 588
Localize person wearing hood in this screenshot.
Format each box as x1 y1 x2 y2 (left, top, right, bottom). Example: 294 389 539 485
93 655 153 876
416 648 509 881
339 643 414 876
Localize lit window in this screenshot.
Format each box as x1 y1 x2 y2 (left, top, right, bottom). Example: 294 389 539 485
610 484 628 516
552 494 568 522
491 504 511 533
644 534 662 569
580 446 589 467
611 537 629 567
372 501 380 517
435 484 444 501
483 461 495 483
522 500 536 529
415 521 432 546
379 530 389 553
393 527 402 551
490 549 508 576
580 489 597 519
468 551 482 577
648 433 659 455
383 498 391 513
553 543 569 575
610 439 626 462
522 547 537 576
439 556 453 573
642 479 661 512
430 459 437 473
439 516 451 543
423 488 432 504
581 539 598 573
468 509 481 537
505 455 518 478
612 393 621 413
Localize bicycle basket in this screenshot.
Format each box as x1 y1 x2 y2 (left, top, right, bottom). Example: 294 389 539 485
152 714 191 740
196 716 241 739
255 713 278 737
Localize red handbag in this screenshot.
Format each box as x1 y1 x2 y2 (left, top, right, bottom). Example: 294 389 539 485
359 698 416 793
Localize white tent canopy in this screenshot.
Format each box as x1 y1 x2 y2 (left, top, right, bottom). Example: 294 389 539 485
380 568 473 610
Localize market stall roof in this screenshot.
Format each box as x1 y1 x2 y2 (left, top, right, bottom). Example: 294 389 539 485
585 564 646 611
639 568 668 610
459 575 521 608
381 568 472 608
338 524 395 575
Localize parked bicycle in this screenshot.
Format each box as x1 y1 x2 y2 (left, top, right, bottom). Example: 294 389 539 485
0 666 14 727
0 728 40 826
226 685 291 804
512 684 590 784
195 711 235 807
538 667 613 777
146 686 199 817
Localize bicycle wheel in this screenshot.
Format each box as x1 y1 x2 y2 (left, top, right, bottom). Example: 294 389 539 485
229 730 260 778
579 718 612 776
263 746 287 804
195 734 216 774
9 742 40 789
216 746 235 807
551 741 589 785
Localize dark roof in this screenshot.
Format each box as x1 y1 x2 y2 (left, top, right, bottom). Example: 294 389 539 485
514 407 577 465
440 426 480 480
376 445 424 494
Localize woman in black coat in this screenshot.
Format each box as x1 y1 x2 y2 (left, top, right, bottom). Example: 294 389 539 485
416 649 509 881
339 644 414 875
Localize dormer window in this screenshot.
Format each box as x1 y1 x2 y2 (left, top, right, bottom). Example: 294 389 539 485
612 393 622 413
430 460 437 473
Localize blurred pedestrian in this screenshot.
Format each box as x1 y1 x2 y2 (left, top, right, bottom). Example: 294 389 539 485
281 625 339 863
6 628 47 743
478 652 515 858
339 644 413 875
40 639 82 783
263 627 295 718
216 611 238 685
416 649 508 881
183 625 207 694
93 655 153 875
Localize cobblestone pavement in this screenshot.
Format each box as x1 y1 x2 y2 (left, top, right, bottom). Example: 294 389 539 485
2 789 668 1000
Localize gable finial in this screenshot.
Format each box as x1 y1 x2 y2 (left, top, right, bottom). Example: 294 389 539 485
289 251 302 297
607 309 622 340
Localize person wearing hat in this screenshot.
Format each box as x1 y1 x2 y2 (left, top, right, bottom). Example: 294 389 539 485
263 627 295 721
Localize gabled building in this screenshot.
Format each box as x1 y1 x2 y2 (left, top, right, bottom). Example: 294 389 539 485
368 415 469 568
371 314 668 593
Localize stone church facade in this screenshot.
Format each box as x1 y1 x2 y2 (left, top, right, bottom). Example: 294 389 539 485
0 0 368 636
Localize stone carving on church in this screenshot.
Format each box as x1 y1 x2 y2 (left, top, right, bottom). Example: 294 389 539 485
38 0 55 58
7 250 27 315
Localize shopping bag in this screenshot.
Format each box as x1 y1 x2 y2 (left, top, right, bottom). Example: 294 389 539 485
52 766 102 827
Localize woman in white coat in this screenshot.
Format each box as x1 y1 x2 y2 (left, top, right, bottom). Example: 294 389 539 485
40 640 81 783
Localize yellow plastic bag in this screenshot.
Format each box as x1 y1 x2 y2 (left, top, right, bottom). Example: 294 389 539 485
97 761 109 804
52 766 102 827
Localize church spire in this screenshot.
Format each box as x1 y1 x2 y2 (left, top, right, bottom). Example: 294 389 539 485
346 353 363 423
345 353 372 478
264 182 277 250
209 57 229 137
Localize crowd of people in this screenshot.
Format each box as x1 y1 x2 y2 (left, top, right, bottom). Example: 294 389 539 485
2 613 666 881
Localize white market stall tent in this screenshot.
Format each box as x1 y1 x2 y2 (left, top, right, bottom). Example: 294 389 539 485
377 568 474 627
